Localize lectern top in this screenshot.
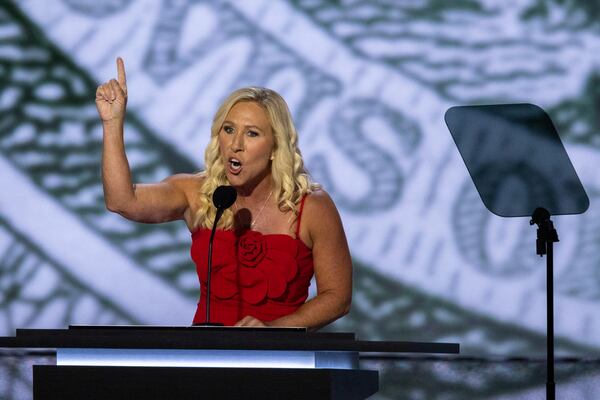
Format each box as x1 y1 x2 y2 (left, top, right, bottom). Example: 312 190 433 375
0 326 459 355
69 324 308 333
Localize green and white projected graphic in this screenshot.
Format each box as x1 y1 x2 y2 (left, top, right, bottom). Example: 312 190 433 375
1 1 599 396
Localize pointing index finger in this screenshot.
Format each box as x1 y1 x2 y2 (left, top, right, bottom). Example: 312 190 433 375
116 57 127 89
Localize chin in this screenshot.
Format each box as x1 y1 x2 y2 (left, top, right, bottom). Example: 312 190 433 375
225 174 244 188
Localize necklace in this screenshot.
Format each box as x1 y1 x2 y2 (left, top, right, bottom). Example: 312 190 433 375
251 190 272 227
235 191 272 228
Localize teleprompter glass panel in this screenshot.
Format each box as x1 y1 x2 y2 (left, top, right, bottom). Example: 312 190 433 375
444 103 588 217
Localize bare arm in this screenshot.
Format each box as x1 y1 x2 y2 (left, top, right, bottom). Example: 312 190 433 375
236 191 353 330
97 58 193 224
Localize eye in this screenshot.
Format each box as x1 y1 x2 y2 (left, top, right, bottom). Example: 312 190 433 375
247 130 259 137
223 125 234 134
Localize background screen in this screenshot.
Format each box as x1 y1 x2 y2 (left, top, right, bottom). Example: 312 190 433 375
1 0 599 359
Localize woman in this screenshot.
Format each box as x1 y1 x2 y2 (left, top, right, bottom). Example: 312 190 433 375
96 58 352 329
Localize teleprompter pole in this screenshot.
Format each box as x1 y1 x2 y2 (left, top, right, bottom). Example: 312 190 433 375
530 207 559 400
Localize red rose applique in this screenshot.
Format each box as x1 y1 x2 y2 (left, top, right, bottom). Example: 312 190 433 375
194 229 300 305
237 230 267 267
236 230 299 304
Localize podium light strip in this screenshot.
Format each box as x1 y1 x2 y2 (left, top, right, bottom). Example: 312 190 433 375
57 348 357 369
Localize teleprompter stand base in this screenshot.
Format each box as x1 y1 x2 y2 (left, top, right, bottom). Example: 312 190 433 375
33 365 379 400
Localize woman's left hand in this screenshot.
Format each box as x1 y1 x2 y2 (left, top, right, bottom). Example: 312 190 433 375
234 316 268 327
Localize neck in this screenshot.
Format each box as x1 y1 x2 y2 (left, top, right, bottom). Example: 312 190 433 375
235 174 274 208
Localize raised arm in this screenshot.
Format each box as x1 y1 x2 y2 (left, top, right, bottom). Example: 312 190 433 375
96 58 193 224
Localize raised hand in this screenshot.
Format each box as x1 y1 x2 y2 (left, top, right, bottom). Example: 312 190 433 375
95 57 128 123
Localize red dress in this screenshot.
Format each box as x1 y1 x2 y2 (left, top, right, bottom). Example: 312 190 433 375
191 196 314 325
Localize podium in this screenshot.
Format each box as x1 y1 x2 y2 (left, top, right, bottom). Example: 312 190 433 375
0 326 459 399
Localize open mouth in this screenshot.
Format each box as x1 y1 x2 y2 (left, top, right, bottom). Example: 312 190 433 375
228 158 242 174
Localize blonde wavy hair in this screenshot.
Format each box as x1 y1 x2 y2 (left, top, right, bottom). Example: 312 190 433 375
193 87 319 230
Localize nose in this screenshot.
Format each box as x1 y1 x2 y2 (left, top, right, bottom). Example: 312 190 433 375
230 132 244 152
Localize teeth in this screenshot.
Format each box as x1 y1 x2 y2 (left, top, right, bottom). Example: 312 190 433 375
229 158 242 171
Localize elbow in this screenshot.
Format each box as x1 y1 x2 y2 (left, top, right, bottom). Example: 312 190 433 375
104 187 139 218
329 291 352 320
105 198 121 213
333 293 351 320
105 197 129 216
105 201 118 213
340 298 351 317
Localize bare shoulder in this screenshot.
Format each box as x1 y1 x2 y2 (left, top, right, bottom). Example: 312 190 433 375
303 189 337 213
164 173 205 228
164 172 205 197
164 172 205 185
301 189 344 243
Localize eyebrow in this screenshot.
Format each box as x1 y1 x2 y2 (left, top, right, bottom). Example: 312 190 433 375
222 121 264 132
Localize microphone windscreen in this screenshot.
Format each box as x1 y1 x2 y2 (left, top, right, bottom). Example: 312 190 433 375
212 186 237 209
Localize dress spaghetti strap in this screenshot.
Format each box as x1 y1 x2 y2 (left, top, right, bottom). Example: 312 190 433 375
295 195 308 238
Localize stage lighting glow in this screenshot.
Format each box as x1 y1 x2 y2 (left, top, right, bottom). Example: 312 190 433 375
56 348 358 369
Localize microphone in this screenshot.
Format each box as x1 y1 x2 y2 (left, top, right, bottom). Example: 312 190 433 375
213 185 237 210
203 185 237 326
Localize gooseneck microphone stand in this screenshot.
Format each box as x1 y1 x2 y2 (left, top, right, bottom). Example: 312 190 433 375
530 207 559 400
199 185 237 326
